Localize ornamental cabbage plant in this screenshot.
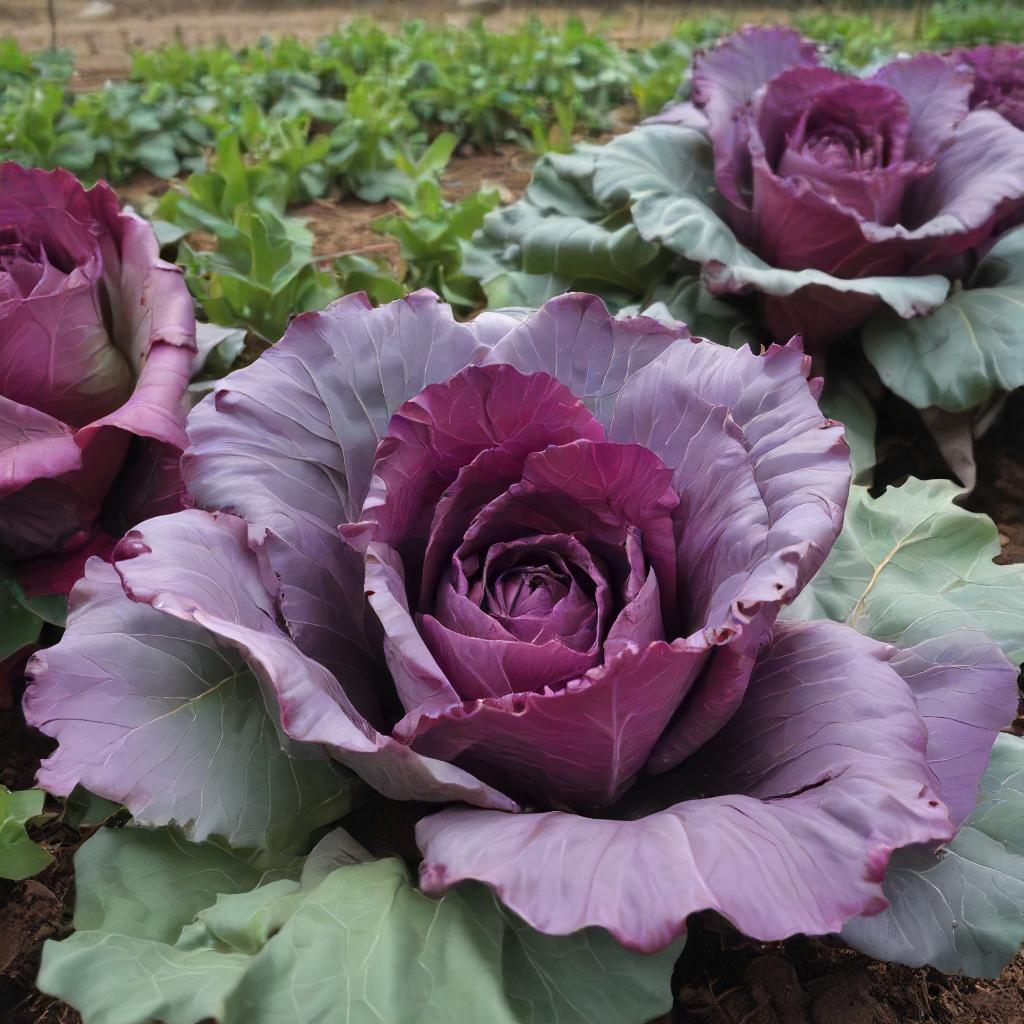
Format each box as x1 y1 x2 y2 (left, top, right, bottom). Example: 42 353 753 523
641 28 1024 347
22 291 1024 1022
0 163 195 673
465 28 1024 479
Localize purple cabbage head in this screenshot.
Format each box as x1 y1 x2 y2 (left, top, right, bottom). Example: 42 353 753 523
680 27 1024 346
953 43 1024 129
24 292 1017 952
0 164 195 595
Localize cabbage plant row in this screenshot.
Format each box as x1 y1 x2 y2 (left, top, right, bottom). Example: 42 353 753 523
2 24 1024 1024
2 6 1021 187
0 17 697 187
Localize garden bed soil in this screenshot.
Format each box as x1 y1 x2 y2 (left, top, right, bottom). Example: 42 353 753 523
292 142 537 272
1 701 80 1024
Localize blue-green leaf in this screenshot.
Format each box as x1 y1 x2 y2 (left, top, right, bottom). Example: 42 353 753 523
39 827 679 1024
863 227 1024 412
784 477 1024 665
842 735 1024 977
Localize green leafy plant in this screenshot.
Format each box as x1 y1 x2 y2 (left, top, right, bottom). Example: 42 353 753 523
0 81 95 173
154 132 290 239
0 573 67 666
0 787 53 882
923 0 1024 46
369 133 499 309
628 37 692 117
178 204 339 341
325 75 423 200
333 254 406 305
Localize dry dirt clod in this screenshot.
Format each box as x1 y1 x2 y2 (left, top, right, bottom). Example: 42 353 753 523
809 968 897 1024
745 955 808 1024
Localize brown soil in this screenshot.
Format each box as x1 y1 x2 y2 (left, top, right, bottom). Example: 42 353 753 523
872 387 1024 566
971 391 1024 567
292 143 535 270
670 921 1024 1024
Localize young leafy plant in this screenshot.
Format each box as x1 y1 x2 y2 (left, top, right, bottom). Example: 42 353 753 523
0 82 96 174
369 133 499 309
177 204 339 341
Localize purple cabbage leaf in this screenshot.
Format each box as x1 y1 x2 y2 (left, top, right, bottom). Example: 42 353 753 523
0 163 196 615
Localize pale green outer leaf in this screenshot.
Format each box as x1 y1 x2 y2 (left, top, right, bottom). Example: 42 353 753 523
182 878 306 955
500 912 678 1024
818 375 877 485
530 149 606 219
19 589 67 627
225 865 679 1024
841 734 1024 977
591 121 718 210
71 826 294 942
482 271 574 310
64 787 124 830
783 477 1024 665
603 123 949 316
42 933 251 1024
639 277 759 349
476 201 662 292
40 829 679 1024
863 226 1024 412
463 139 667 307
0 786 53 881
297 826 372 887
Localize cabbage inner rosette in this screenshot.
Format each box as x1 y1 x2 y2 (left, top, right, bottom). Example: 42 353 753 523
24 290 1018 954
